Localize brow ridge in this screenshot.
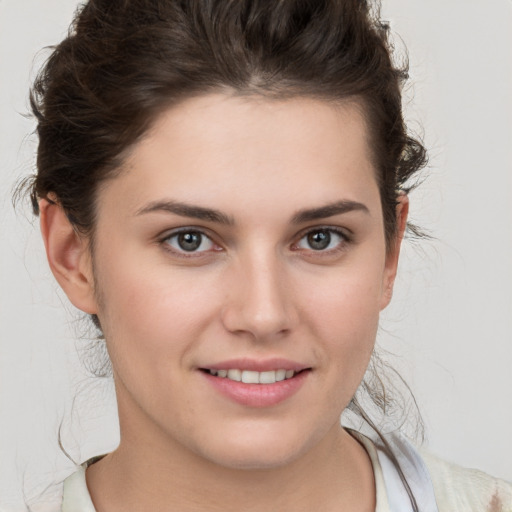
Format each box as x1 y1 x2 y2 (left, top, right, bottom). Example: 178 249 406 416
136 200 234 225
291 200 370 223
136 198 368 225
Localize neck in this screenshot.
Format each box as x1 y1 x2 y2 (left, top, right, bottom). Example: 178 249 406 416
86 395 375 512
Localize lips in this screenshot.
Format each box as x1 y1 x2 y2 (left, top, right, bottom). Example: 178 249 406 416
199 359 311 407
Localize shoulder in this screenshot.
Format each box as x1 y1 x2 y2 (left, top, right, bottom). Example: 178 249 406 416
419 449 512 512
351 428 512 512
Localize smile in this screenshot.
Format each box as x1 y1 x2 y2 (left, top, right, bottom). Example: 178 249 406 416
201 367 310 407
205 369 297 384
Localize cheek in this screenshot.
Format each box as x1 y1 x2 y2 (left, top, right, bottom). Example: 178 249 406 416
304 264 383 336
103 277 212 337
301 265 383 383
92 249 223 370
92 261 224 423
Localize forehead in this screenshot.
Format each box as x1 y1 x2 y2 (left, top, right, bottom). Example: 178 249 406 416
98 93 379 219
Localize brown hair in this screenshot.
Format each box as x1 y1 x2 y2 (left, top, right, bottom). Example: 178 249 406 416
25 1 427 508
29 0 426 242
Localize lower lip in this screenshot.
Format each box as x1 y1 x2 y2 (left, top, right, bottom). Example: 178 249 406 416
201 371 309 407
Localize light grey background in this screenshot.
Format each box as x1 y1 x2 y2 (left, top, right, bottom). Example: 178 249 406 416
1 0 511 510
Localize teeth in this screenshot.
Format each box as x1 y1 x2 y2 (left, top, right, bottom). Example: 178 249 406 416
241 370 260 384
208 368 298 384
227 369 242 382
275 369 286 381
259 370 276 384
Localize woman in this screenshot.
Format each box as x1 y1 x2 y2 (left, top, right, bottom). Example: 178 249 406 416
13 0 512 510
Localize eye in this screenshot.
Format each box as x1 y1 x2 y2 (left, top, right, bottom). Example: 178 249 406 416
163 230 215 253
295 228 347 251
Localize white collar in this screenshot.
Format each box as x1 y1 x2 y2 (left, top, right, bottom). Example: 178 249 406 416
350 429 439 512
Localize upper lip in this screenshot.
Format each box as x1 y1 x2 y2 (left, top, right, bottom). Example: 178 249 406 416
199 358 311 372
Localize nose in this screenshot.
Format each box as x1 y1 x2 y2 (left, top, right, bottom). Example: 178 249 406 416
221 252 298 341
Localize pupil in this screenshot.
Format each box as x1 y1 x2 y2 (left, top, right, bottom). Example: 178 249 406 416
178 232 201 251
308 230 330 250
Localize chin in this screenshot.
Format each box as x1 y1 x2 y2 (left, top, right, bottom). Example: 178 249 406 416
191 424 323 471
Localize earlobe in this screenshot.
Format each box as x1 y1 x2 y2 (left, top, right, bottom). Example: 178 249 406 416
380 193 409 309
39 199 98 315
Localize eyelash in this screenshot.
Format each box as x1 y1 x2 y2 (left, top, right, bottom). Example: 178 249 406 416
291 227 351 255
160 228 221 258
159 226 351 258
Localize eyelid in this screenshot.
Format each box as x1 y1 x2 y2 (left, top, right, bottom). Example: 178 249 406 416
291 225 352 253
294 225 352 242
156 224 352 259
158 226 223 257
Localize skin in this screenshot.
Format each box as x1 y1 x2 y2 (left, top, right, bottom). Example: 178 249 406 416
40 94 408 511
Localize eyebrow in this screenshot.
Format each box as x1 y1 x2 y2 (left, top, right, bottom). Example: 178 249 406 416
291 200 370 223
136 200 234 225
136 198 369 225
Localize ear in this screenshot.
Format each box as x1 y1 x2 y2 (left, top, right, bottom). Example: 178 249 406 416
380 193 409 310
39 199 98 314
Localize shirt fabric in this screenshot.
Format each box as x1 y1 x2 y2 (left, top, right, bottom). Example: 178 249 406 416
61 430 512 511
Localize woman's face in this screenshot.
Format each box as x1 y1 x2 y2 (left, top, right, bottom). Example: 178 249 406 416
87 94 404 469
